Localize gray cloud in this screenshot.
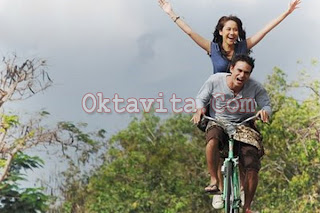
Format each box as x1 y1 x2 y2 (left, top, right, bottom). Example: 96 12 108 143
137 33 156 62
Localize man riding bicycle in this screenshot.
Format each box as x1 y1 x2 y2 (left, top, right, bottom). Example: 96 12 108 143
191 54 271 213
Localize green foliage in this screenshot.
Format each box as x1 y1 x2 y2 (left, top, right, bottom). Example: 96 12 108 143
254 66 320 212
0 152 49 212
1 55 107 213
10 152 44 172
45 121 107 213
58 121 98 146
39 111 50 117
264 67 288 113
61 113 212 213
1 114 20 131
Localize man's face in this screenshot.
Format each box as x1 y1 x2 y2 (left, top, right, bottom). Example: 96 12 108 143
230 61 252 87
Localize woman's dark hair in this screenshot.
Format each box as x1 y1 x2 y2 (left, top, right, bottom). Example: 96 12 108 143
212 16 246 57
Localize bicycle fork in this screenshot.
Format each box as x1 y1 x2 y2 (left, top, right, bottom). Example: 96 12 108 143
222 140 241 212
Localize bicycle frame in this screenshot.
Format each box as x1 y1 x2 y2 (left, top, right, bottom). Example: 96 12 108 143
203 115 258 213
222 137 241 213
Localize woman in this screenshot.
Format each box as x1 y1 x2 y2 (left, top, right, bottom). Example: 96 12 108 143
158 0 301 74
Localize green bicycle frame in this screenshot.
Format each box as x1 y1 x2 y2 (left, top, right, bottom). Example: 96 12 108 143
222 137 241 212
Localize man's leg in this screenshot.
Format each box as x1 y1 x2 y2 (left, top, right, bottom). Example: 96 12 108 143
243 170 258 212
239 163 245 189
205 138 220 191
205 126 228 193
217 160 223 191
240 143 261 212
206 138 224 209
239 163 245 205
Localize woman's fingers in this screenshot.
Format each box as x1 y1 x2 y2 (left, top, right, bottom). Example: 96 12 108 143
158 0 166 6
158 0 168 9
289 0 301 12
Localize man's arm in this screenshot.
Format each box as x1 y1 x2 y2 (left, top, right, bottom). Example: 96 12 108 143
255 84 272 123
191 75 215 124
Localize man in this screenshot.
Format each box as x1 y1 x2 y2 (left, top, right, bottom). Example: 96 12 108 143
191 54 271 213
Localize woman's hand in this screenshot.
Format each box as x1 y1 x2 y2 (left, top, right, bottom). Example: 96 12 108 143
287 0 301 15
247 0 301 50
158 0 173 14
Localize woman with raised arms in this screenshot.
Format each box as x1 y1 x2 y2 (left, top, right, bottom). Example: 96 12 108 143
158 0 301 74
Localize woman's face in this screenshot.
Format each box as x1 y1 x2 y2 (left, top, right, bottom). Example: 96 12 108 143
219 20 239 46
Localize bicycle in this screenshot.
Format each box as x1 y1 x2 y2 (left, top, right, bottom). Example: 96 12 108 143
203 115 259 213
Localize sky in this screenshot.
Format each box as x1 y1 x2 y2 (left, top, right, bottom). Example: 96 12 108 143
0 0 319 188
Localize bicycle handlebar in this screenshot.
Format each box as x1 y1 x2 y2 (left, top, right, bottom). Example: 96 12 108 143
202 114 259 137
203 114 258 125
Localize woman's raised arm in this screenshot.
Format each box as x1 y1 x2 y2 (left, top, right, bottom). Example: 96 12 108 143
246 0 301 50
158 0 211 53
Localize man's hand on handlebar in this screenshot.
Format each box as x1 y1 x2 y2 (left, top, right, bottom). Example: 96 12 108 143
191 108 205 124
256 109 269 123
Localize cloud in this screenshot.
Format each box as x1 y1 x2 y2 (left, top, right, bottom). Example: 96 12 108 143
136 33 157 62
303 0 320 20
0 0 145 52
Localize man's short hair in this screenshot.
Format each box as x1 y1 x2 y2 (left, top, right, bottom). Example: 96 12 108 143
230 54 255 71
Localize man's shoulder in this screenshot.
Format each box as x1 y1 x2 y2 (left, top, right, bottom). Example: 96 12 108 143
247 78 263 88
245 78 267 95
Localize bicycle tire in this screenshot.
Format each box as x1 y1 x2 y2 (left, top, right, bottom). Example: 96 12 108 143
225 161 233 213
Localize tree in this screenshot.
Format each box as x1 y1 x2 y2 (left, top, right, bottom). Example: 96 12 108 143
0 55 105 212
0 55 53 183
254 63 320 212
57 112 212 213
0 152 48 213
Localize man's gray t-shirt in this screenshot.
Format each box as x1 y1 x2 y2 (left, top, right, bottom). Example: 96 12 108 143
196 73 272 122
